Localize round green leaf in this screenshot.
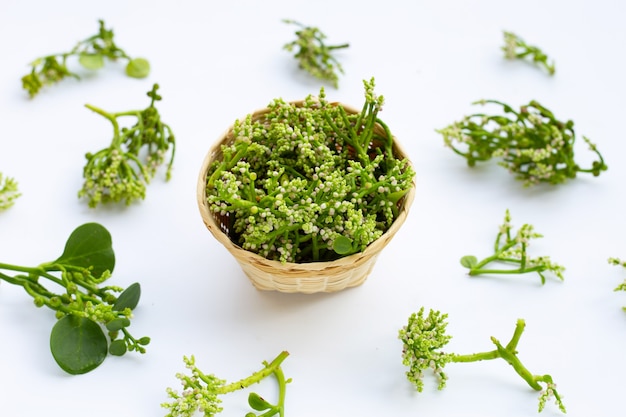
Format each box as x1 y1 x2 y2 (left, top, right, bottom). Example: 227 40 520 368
113 282 141 311
332 235 353 255
248 392 273 411
125 58 150 78
78 53 105 70
54 223 115 279
109 339 127 356
460 255 478 269
50 315 107 375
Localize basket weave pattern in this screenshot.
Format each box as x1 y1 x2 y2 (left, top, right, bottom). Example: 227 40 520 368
197 102 415 293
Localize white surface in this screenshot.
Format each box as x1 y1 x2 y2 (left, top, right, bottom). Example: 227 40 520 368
1 1 625 416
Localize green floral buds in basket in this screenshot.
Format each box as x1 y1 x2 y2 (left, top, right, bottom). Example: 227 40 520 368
197 78 415 293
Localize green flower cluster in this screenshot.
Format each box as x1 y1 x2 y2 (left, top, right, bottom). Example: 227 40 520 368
502 31 555 75
79 84 176 208
608 258 626 311
399 308 452 392
283 19 349 88
0 172 20 210
205 78 415 263
437 99 607 186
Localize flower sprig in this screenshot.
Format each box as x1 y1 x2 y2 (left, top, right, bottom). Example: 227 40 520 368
399 307 566 414
460 209 565 284
79 84 176 208
283 19 349 88
21 19 150 98
437 99 607 186
205 78 415 263
502 31 555 75
608 258 626 311
0 223 149 374
162 351 290 417
0 172 21 210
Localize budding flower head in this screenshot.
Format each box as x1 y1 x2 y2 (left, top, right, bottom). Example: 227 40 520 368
399 307 453 392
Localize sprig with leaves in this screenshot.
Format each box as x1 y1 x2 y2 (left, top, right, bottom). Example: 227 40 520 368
399 307 566 414
283 19 349 88
0 172 21 210
0 223 149 374
502 31 555 75
460 209 565 284
608 258 626 311
162 351 290 417
21 19 150 98
437 99 607 186
79 83 175 208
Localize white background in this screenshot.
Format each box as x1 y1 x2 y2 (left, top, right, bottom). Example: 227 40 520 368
1 1 625 416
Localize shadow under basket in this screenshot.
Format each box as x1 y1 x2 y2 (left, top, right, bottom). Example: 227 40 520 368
197 101 416 294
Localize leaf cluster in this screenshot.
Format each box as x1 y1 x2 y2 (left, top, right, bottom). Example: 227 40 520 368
283 19 349 88
399 307 566 414
437 99 607 186
460 209 565 284
205 78 415 263
162 351 290 417
0 223 149 374
502 31 555 75
79 84 176 208
0 172 21 210
21 19 150 98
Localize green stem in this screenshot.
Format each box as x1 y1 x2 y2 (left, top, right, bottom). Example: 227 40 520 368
491 335 542 391
85 104 122 146
273 359 288 417
451 350 500 363
0 262 42 275
452 319 542 391
469 265 546 276
216 351 290 394
327 43 350 50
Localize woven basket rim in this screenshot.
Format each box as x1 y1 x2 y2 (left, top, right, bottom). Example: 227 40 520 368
196 100 415 277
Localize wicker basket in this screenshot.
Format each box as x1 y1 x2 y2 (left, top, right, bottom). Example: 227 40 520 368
197 101 416 293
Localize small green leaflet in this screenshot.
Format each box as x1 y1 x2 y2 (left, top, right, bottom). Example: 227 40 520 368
125 58 150 78
78 53 105 70
248 392 273 411
332 235 353 255
460 255 478 269
113 282 141 311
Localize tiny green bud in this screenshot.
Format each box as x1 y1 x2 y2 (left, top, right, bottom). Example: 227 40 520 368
49 296 62 308
138 336 151 345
